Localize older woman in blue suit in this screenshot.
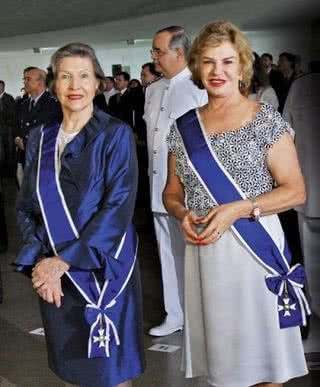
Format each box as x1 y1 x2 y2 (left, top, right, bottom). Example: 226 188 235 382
15 43 144 387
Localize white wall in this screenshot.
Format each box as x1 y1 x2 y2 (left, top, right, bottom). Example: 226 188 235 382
0 25 312 97
0 43 152 97
247 26 312 67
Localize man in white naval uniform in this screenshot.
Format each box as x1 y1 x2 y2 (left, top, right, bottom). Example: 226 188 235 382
144 26 207 336
283 71 320 315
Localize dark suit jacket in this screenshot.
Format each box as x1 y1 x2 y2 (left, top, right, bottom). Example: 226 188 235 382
107 88 145 140
0 93 17 175
271 71 296 113
107 89 135 127
0 92 16 132
15 91 61 165
93 93 108 113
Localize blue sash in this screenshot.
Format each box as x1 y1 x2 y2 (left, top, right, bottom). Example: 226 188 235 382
36 122 138 358
175 109 311 328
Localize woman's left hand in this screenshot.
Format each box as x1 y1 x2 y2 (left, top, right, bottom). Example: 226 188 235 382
36 278 64 308
32 256 70 290
197 203 240 245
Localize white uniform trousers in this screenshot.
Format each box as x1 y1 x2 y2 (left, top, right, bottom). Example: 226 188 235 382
153 212 185 325
298 213 320 316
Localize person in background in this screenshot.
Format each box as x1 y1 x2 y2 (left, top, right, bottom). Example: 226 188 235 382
144 25 207 337
294 55 304 79
103 76 117 105
283 70 320 319
261 52 280 90
0 80 16 177
93 78 108 112
274 52 297 113
14 67 61 186
164 20 308 386
128 79 142 89
249 63 279 109
107 72 132 123
140 62 161 90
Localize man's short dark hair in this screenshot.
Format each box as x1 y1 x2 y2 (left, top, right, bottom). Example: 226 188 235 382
23 66 38 74
0 80 5 88
261 53 273 62
142 62 161 77
116 71 130 82
105 76 115 83
279 52 296 69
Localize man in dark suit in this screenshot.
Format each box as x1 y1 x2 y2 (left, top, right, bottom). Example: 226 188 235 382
0 80 16 176
273 52 297 113
0 80 15 257
107 71 135 126
0 80 14 296
14 67 61 186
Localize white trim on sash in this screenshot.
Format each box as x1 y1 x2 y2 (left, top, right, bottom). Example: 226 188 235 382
36 124 137 357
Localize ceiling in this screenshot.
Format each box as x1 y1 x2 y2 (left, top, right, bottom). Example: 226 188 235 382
2 0 219 38
0 0 318 51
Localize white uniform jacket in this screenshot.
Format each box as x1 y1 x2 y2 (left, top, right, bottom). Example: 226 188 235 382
144 67 207 213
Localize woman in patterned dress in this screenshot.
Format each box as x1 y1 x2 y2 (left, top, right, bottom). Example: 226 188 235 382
163 21 308 387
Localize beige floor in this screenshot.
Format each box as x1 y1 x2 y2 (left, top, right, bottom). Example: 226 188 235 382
0 179 319 387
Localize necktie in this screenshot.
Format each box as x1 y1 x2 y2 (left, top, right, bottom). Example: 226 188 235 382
29 99 35 112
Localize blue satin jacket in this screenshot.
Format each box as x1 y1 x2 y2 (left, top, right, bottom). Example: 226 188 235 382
15 107 138 280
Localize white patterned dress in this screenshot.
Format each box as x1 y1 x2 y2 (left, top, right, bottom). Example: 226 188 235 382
167 103 308 387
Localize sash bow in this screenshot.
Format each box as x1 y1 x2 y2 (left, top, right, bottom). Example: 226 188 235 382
85 302 120 358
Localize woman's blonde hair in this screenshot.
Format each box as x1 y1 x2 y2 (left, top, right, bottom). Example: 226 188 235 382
188 21 254 95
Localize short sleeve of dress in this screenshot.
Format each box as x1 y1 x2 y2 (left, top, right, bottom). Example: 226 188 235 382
263 104 295 149
167 123 181 154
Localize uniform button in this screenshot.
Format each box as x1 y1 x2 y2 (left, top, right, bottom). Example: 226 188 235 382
165 86 169 90
153 150 157 154
154 128 159 132
153 170 157 174
160 107 164 111
26 122 30 126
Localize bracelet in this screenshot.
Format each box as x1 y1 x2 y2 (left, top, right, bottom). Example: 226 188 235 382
250 197 261 221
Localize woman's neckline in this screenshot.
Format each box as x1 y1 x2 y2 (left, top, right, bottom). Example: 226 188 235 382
196 102 266 138
59 126 81 137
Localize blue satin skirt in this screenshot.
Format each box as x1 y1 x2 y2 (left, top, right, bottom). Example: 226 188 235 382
39 262 145 387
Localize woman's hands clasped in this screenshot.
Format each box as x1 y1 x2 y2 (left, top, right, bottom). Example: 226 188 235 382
181 203 240 245
32 257 70 308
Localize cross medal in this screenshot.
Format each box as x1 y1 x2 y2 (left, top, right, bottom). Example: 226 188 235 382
278 281 296 317
93 315 108 348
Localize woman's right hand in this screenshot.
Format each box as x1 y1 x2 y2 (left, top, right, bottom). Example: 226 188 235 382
181 211 202 244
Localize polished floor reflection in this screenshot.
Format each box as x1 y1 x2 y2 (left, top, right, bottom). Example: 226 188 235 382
1 179 320 386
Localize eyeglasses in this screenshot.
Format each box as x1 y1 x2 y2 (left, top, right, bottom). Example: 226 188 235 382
150 48 169 57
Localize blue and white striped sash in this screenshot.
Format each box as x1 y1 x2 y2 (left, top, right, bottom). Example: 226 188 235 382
175 109 311 328
36 122 137 358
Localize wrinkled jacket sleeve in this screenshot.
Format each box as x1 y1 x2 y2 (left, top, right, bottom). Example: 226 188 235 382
56 123 138 279
15 127 49 267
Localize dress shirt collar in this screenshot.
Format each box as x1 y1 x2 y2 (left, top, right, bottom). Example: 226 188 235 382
30 90 45 106
0 92 4 99
104 88 116 96
165 66 191 87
